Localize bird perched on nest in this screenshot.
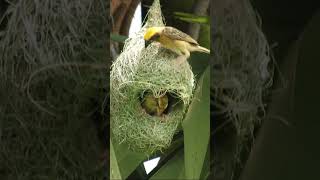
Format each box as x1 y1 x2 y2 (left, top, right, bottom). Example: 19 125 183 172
144 26 210 63
141 92 168 116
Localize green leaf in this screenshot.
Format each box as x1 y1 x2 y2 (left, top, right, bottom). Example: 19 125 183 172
198 24 210 49
112 141 147 179
188 22 210 76
150 149 186 179
189 53 210 77
111 33 128 43
174 12 210 25
182 67 210 179
199 145 210 179
110 140 122 180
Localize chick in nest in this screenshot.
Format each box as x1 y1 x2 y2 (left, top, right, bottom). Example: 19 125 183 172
141 92 168 116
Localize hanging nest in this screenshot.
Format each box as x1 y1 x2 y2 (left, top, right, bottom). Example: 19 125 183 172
110 0 195 155
212 0 274 177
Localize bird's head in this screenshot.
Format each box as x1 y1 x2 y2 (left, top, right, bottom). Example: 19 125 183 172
157 94 168 109
144 27 164 46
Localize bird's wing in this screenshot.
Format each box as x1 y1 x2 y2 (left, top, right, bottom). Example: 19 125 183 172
162 26 199 45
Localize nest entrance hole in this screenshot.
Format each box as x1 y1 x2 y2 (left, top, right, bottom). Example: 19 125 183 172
139 90 183 116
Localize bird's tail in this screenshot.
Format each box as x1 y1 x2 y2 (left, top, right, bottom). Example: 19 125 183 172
196 46 210 54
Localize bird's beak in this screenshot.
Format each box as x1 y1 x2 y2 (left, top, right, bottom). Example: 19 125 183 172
145 40 152 48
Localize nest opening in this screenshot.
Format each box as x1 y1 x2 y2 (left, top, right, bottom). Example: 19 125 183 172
139 90 184 117
166 93 184 114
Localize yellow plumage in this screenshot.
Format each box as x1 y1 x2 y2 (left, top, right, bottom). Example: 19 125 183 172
144 26 210 60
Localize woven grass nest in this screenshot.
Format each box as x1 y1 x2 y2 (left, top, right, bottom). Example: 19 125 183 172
110 0 195 155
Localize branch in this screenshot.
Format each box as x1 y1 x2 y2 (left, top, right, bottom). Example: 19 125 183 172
187 0 210 40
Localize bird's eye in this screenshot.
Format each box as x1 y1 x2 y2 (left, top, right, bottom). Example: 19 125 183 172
151 33 160 41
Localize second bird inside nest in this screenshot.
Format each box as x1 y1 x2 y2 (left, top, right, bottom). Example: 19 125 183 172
140 92 169 116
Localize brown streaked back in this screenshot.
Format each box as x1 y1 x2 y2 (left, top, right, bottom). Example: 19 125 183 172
162 26 199 46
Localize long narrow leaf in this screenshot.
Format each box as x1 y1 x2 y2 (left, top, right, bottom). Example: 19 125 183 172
111 33 128 43
113 142 146 179
182 67 210 179
110 140 122 180
150 149 186 179
174 12 209 24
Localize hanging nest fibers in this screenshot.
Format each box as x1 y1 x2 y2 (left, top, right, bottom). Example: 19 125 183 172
110 0 195 155
212 0 274 178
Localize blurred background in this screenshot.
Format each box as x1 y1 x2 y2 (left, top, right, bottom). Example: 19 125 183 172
0 0 108 179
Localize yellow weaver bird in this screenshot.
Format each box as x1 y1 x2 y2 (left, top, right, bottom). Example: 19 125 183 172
141 92 169 116
144 26 210 62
